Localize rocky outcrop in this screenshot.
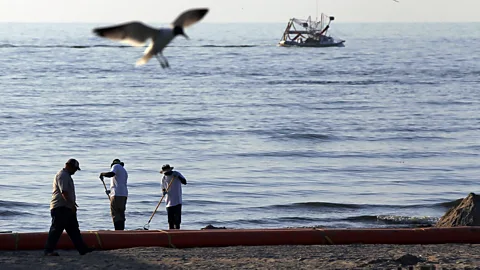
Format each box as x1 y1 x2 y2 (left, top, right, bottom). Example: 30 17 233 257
436 193 480 227
394 253 425 266
201 224 227 230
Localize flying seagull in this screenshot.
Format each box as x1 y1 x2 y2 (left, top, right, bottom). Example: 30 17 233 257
92 8 209 68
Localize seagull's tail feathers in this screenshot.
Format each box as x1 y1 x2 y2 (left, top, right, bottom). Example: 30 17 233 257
135 54 153 66
135 41 155 66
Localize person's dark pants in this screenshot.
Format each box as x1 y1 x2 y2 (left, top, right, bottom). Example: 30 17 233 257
44 206 89 254
110 196 127 230
166 204 182 229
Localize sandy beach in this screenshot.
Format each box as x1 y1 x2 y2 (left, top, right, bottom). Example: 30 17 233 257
2 244 480 269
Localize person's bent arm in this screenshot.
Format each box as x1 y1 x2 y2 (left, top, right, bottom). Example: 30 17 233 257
179 175 187 185
100 172 115 178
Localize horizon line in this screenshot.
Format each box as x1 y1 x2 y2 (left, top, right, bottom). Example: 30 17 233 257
0 21 479 24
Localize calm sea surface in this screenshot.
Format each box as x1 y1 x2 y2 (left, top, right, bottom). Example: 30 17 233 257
0 22 479 232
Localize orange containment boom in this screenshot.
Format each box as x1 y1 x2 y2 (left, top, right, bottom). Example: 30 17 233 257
1 227 480 251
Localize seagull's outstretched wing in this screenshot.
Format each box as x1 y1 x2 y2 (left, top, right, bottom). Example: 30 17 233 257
93 21 157 47
171 8 209 28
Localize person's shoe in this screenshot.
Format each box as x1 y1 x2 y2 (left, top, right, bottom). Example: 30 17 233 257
44 251 60 256
114 221 125 230
79 247 95 255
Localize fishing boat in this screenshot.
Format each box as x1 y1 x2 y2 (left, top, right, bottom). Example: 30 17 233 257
278 13 345 47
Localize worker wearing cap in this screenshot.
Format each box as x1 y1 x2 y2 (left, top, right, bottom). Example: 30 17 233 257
44 158 93 256
160 164 187 229
99 159 128 230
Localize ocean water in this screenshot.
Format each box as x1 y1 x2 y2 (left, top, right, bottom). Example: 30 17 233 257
0 22 479 232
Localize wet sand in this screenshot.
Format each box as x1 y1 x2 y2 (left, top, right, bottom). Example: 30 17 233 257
1 244 480 269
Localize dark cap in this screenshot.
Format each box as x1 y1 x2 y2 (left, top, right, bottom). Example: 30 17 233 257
111 159 124 167
160 164 174 174
66 158 81 171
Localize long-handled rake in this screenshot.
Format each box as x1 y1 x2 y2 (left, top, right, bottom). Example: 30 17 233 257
99 177 115 227
99 177 112 202
143 177 176 230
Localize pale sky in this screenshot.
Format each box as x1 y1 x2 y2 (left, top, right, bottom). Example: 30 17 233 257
0 0 478 23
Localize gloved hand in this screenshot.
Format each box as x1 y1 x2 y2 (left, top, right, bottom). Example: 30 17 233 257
73 202 78 212
99 175 104 181
162 189 167 196
106 190 111 195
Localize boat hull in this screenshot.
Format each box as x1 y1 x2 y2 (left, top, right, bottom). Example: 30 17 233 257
2 227 480 250
279 40 345 47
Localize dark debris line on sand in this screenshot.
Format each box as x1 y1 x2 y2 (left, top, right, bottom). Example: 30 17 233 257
2 244 480 269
